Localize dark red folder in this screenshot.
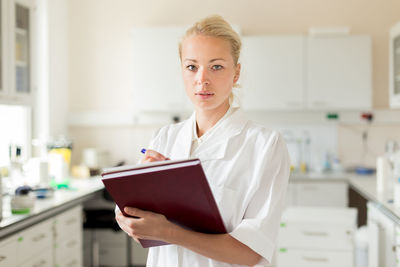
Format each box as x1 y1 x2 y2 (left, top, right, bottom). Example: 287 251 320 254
101 158 227 248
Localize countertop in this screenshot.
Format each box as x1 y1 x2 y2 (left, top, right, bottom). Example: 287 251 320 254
348 175 400 225
0 177 104 239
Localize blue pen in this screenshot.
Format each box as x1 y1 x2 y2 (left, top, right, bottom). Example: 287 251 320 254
141 148 147 154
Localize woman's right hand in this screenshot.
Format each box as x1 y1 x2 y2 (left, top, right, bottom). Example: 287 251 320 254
141 149 170 163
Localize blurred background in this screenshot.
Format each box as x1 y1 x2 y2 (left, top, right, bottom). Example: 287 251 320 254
0 0 400 266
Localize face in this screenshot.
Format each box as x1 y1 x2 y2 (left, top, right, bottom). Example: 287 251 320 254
180 34 240 114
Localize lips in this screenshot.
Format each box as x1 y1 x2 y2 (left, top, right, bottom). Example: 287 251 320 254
195 91 214 96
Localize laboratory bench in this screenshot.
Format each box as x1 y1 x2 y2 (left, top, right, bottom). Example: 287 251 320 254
0 177 104 267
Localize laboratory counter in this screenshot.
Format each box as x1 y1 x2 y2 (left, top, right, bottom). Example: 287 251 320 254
0 177 104 239
348 175 400 225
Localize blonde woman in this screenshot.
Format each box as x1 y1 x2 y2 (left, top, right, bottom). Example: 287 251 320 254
116 15 290 267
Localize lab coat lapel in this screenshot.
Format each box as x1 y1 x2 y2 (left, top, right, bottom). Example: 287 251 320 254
194 109 249 162
169 112 195 159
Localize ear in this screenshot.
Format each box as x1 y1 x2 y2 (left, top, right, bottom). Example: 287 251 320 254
233 63 241 83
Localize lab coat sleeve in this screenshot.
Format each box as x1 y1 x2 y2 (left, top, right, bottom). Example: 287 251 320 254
229 133 290 265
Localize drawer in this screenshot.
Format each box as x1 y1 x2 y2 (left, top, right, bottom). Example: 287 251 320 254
0 236 17 267
279 222 354 250
95 229 128 246
277 248 353 267
57 254 82 267
55 235 82 263
17 219 53 264
99 245 128 266
54 206 82 242
18 249 53 267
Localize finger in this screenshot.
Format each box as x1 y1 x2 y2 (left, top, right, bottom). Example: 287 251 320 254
146 150 167 161
124 207 148 218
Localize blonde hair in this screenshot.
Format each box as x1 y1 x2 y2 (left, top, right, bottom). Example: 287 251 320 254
179 15 242 65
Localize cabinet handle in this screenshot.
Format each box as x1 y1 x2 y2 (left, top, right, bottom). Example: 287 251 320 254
65 218 77 225
311 101 328 107
302 231 328 237
0 255 6 262
33 259 46 267
302 256 328 262
67 259 78 267
32 233 46 242
67 240 77 248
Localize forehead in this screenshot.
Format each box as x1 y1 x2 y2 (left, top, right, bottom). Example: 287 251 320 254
181 34 233 61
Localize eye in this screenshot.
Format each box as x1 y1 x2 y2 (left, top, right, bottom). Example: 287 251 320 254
186 65 197 71
211 65 223 71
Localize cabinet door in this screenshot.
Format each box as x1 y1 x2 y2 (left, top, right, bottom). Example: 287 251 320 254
241 35 305 110
10 0 34 100
294 181 348 207
367 202 396 267
0 0 7 96
390 22 400 108
0 235 17 267
306 35 372 110
132 27 191 113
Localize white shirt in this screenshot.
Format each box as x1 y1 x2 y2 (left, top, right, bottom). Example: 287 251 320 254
145 107 290 267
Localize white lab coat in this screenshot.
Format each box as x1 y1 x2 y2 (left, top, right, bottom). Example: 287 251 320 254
145 107 290 267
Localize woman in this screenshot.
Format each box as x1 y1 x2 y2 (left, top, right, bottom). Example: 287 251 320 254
116 15 290 267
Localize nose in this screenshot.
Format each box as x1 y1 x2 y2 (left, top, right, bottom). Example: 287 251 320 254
196 67 210 86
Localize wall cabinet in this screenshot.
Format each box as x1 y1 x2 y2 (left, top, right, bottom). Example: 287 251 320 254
306 35 372 110
241 35 372 111
0 0 36 105
132 27 192 114
240 35 305 110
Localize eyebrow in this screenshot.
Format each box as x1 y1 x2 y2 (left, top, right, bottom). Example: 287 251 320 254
184 58 226 63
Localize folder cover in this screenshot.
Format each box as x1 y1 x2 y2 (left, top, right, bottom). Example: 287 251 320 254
101 158 227 248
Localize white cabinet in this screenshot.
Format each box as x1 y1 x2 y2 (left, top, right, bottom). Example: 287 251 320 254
367 202 396 267
241 36 305 110
288 180 348 207
306 35 372 110
53 206 83 267
278 206 357 267
389 21 400 108
16 219 53 266
0 235 17 267
132 27 192 114
240 34 372 111
0 205 83 267
0 0 36 105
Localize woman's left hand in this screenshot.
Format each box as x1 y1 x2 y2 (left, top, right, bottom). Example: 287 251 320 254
115 207 176 243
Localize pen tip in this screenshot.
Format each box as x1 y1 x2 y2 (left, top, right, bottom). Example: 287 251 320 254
141 148 146 154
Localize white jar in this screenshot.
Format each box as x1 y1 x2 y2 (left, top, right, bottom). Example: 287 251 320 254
394 177 400 206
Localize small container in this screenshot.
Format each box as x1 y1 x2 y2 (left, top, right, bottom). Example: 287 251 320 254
394 177 400 206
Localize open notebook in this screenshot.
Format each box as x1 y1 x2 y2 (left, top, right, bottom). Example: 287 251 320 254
101 158 226 248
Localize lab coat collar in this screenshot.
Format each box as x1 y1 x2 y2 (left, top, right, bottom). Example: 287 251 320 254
171 107 249 161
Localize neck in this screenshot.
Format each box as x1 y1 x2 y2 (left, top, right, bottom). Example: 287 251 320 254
195 102 230 138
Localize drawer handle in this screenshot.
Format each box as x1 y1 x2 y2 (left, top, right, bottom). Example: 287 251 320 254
33 259 46 267
0 255 6 262
67 240 77 248
302 231 328 237
67 259 78 267
65 218 77 225
303 256 329 262
32 233 46 242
